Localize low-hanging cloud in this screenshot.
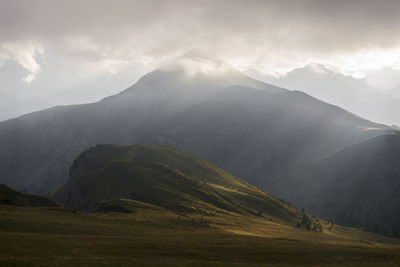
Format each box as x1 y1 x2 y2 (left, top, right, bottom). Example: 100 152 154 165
1 42 44 82
2 0 400 125
2 0 400 80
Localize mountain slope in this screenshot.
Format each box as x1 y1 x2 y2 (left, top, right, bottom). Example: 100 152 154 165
146 86 390 187
54 144 299 225
0 65 389 194
0 55 397 235
246 64 400 126
274 133 400 236
0 56 289 194
0 184 56 207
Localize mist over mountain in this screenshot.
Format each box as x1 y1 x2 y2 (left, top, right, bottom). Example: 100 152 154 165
390 83 400 100
271 133 400 236
0 93 19 121
0 54 285 192
245 65 400 126
0 54 398 234
0 93 47 122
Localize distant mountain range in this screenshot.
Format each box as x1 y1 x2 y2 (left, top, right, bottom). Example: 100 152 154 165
245 64 400 126
0 53 399 235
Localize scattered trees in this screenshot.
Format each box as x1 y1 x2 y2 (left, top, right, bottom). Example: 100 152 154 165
296 209 323 232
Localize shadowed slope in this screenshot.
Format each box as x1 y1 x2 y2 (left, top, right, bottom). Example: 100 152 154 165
54 144 299 224
0 184 56 207
0 59 389 195
275 133 400 236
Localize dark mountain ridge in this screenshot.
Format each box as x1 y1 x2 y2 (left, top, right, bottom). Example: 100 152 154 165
274 133 400 236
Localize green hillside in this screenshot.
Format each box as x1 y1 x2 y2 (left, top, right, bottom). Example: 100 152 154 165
54 145 300 225
3 145 400 266
0 184 56 207
68 144 243 186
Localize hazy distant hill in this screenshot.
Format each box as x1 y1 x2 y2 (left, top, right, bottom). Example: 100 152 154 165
245 64 400 126
0 91 48 122
273 133 400 236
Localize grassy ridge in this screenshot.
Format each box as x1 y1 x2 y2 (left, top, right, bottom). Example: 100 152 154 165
26 144 399 266
0 184 56 207
55 145 299 224
69 144 246 186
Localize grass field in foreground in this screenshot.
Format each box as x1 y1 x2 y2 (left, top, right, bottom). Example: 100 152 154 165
1 204 400 266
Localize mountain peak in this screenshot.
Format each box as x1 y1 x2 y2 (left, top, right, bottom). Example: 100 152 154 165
126 50 286 97
160 50 237 77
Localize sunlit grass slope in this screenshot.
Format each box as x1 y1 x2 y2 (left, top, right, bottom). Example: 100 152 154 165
1 204 400 266
54 144 299 224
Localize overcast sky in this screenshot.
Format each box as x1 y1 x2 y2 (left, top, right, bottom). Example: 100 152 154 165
1 0 400 120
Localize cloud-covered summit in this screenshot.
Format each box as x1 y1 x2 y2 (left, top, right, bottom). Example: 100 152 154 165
1 0 400 122
3 0 400 81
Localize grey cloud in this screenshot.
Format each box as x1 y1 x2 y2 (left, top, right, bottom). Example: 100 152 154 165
2 0 400 56
2 0 400 121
